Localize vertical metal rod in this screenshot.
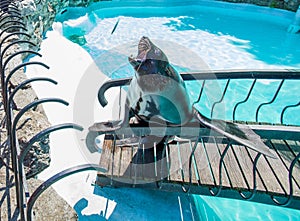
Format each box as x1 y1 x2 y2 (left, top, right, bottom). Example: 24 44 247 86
233 79 256 120
271 152 300 206
256 80 284 122
209 142 231 197
186 138 200 193
193 80 206 105
188 140 200 185
280 101 300 124
239 153 261 200
211 79 230 118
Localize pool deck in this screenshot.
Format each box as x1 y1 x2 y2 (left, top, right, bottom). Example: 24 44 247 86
96 123 300 209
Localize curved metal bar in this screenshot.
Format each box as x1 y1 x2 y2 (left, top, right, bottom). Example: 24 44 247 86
3 61 49 107
209 142 231 196
183 139 200 193
0 20 25 31
239 153 261 200
0 25 27 40
17 124 83 220
0 14 22 25
12 98 69 133
233 79 257 121
5 78 57 217
192 80 206 105
10 98 69 206
8 4 19 11
255 80 284 122
98 77 132 107
0 1 12 8
7 77 57 112
0 2 19 12
0 8 21 17
271 152 300 206
0 1 18 8
280 101 300 124
211 79 230 118
3 50 42 73
4 60 49 90
0 31 31 50
27 164 107 221
1 40 36 61
19 123 83 163
0 15 22 28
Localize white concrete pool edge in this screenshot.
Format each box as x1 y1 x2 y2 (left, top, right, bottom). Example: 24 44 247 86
25 26 119 218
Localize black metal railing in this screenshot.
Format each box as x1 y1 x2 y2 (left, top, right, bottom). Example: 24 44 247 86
96 69 300 207
98 69 300 125
0 1 106 220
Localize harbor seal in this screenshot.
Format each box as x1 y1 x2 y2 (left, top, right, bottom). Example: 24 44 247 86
89 36 276 158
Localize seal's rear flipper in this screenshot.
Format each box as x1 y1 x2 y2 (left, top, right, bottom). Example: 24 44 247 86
194 109 277 158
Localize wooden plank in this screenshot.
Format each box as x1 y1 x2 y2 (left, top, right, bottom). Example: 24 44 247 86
131 143 146 181
229 144 267 193
247 143 285 195
97 132 300 200
191 139 215 186
177 141 196 186
202 137 231 188
112 144 122 177
141 143 157 181
99 136 113 174
272 140 300 197
260 140 290 195
168 143 182 182
240 146 270 193
221 143 248 189
120 146 133 178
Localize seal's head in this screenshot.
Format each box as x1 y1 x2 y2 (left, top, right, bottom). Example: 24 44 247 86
128 36 169 77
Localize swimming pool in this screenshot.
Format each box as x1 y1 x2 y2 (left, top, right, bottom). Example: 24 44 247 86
31 0 300 220
55 0 300 125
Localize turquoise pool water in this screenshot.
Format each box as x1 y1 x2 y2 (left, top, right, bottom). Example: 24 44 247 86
56 0 300 125
53 1 300 220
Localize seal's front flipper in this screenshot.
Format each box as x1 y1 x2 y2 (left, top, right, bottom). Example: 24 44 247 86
89 102 131 133
89 120 123 133
194 109 277 158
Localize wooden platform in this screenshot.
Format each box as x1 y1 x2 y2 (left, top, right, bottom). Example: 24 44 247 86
96 124 300 209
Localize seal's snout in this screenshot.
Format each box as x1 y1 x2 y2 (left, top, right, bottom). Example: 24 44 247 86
128 56 142 68
138 36 151 52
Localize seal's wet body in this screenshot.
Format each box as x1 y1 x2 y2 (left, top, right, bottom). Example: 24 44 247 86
89 36 276 158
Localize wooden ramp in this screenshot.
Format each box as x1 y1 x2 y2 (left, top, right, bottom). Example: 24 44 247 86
95 123 300 209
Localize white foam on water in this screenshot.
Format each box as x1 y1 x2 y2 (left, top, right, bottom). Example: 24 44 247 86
81 16 284 70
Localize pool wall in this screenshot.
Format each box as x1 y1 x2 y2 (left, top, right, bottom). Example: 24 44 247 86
222 0 300 11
